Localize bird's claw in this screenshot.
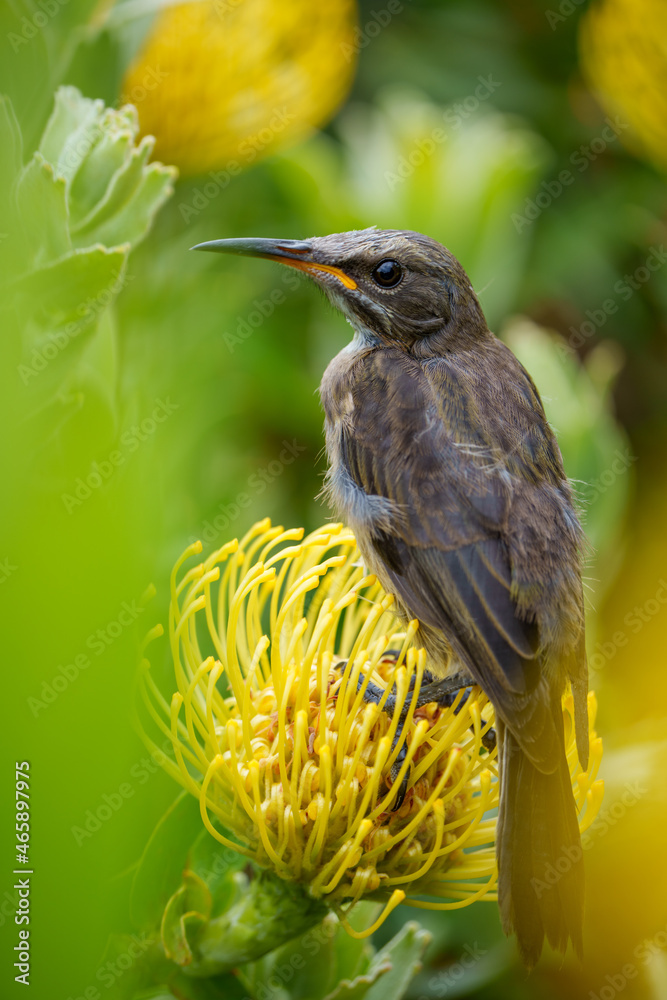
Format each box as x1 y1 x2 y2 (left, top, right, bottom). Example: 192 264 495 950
340 655 496 813
389 745 409 812
482 726 496 752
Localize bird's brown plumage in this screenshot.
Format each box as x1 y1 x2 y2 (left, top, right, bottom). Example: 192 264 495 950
193 226 590 966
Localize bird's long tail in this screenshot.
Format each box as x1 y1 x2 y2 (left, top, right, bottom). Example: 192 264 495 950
496 714 584 967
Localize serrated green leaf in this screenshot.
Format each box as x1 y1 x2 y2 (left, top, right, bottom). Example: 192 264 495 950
69 123 135 223
83 161 177 248
130 792 205 930
322 959 392 1000
183 870 329 978
39 86 105 183
34 87 175 256
65 103 141 223
72 135 155 239
319 920 431 1000
239 910 379 1000
361 921 431 1000
15 152 71 265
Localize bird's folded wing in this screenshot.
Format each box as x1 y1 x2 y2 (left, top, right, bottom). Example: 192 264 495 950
335 349 565 769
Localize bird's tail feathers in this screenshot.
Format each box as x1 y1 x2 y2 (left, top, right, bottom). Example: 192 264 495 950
496 716 584 967
567 634 590 771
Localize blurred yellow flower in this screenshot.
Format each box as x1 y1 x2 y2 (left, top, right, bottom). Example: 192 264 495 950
580 0 667 170
122 0 358 176
141 519 603 936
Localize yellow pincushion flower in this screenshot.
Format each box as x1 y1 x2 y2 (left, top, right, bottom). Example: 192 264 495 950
122 0 358 176
140 519 603 937
580 0 667 170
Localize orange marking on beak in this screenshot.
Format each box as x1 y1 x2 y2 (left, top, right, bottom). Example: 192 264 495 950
267 256 357 289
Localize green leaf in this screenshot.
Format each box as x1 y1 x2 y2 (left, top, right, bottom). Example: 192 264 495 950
244 912 340 1000
14 243 129 333
321 921 431 1000
322 960 391 1000
331 906 375 986
39 86 106 184
361 921 431 1000
34 87 175 254
69 117 135 223
161 870 237 973
179 870 329 978
72 134 154 239
187 826 247 911
161 886 191 965
81 161 177 249
239 909 381 1000
15 152 71 265
130 792 205 930
160 871 214 969
183 870 214 919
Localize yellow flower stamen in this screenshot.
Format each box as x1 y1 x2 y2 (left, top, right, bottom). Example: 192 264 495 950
140 519 604 936
339 889 407 939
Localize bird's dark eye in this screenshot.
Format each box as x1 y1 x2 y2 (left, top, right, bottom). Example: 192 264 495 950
371 258 403 288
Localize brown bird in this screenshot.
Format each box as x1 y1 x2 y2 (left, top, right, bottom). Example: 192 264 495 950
192 228 590 966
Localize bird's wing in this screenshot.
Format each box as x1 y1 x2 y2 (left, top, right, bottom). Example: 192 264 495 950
330 348 578 770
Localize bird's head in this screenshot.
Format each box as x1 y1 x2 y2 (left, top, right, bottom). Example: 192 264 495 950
192 227 488 351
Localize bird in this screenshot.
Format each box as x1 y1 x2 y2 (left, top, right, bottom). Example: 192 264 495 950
192 227 590 967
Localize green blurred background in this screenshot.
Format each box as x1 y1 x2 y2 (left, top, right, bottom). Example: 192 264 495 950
1 0 666 997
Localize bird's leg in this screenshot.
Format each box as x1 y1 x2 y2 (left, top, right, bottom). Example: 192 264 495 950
332 652 411 810
407 670 477 710
388 670 496 750
351 661 473 810
431 682 497 754
344 660 496 811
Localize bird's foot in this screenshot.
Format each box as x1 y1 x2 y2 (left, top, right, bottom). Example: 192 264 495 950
416 673 497 752
334 655 496 812
334 651 413 809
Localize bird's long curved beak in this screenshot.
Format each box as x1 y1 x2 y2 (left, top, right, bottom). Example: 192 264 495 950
191 237 357 289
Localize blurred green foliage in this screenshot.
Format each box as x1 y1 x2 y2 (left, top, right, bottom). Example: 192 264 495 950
113 792 431 999
1 1 665 998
